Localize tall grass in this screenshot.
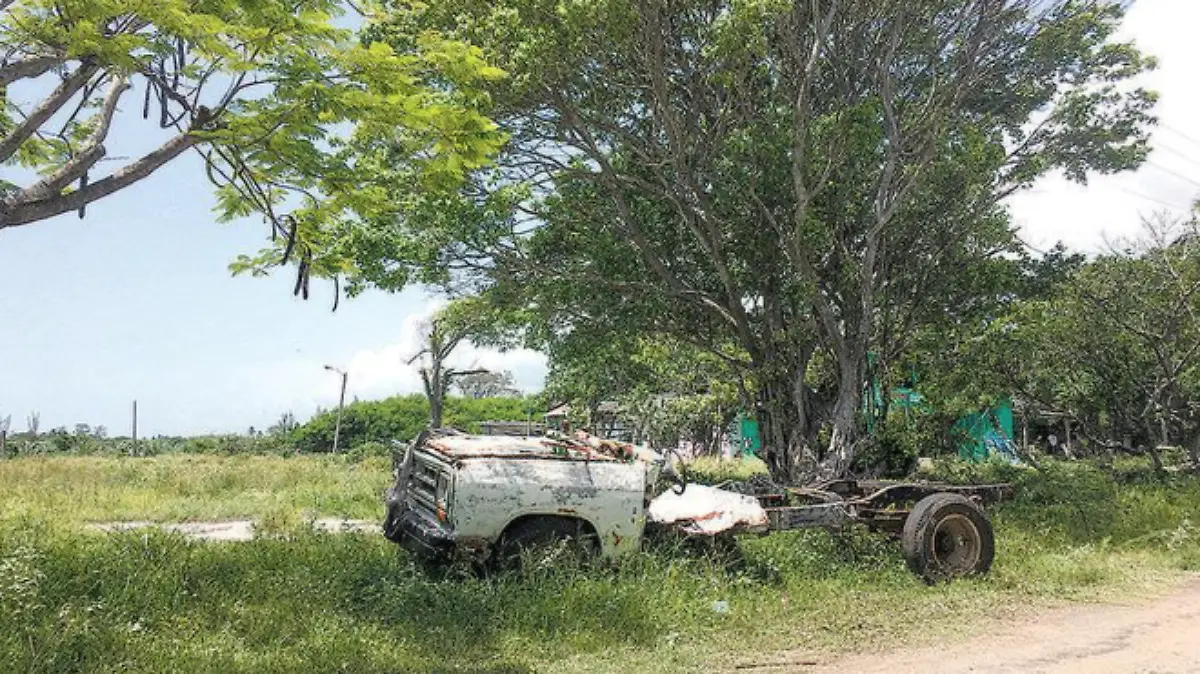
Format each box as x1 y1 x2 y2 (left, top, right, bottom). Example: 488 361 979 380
2 455 1200 672
0 454 391 523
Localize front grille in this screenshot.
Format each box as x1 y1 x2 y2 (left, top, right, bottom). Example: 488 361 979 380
407 455 443 519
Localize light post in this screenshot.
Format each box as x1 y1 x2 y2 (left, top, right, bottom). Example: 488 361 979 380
324 365 348 454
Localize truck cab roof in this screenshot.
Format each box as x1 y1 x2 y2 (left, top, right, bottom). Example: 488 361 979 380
417 429 656 463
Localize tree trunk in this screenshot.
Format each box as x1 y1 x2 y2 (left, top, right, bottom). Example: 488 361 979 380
1188 430 1200 470
1143 421 1164 472
820 387 860 480
757 356 820 483
421 361 445 429
817 356 864 480
430 391 444 429
755 340 866 484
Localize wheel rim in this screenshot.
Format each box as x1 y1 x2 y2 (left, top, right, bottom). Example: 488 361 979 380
932 513 982 574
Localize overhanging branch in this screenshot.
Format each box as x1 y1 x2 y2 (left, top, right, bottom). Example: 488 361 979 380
0 61 99 163
0 126 201 228
18 76 130 202
0 54 60 87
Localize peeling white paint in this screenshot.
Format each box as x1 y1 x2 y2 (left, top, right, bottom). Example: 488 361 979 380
445 453 648 558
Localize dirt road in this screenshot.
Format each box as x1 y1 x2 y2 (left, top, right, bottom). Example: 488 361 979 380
741 578 1200 673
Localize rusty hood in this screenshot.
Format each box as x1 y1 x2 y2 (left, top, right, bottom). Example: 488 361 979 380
419 429 661 464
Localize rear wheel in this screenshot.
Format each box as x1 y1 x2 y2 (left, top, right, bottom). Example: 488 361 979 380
495 517 599 572
902 493 995 581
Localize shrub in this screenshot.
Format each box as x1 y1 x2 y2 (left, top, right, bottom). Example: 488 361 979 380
291 394 536 452
347 441 393 462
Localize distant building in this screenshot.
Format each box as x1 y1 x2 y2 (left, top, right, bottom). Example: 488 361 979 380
544 401 628 440
478 420 545 437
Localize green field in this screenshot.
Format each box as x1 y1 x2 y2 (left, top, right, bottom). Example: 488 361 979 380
2 455 1198 673
0 454 392 524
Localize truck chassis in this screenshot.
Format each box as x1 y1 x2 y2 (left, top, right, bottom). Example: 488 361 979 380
691 478 1013 580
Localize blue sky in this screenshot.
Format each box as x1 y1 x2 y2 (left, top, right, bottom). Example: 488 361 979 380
1 0 1198 437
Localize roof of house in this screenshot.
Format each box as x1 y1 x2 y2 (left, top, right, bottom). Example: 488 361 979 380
545 403 571 417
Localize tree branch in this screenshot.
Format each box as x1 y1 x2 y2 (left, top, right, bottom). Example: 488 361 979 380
0 54 60 87
17 77 130 202
0 61 99 163
1 126 201 228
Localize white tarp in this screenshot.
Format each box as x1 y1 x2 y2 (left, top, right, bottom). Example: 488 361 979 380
647 484 769 535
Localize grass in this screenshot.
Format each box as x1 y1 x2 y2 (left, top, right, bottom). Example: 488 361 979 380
0 454 390 523
2 454 1200 672
684 455 769 483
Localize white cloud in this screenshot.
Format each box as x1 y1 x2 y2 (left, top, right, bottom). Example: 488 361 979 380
196 298 547 434
1006 0 1200 253
321 296 547 403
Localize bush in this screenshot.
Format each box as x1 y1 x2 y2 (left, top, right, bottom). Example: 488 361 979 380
291 394 536 452
854 409 962 478
179 435 290 455
685 456 769 484
347 441 393 463
0 433 294 458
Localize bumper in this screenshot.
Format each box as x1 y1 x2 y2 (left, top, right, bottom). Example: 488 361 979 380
393 505 458 559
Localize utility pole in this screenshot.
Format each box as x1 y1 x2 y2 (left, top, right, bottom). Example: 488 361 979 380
325 365 348 454
132 399 138 456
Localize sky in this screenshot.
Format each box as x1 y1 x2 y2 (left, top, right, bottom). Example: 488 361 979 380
1 0 1199 437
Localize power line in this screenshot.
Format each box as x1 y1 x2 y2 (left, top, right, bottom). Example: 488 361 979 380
1122 187 1192 211
1146 160 1200 189
1154 142 1200 172
1162 124 1200 149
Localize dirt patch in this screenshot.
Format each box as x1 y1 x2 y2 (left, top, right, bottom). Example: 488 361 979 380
90 519 381 541
735 576 1200 673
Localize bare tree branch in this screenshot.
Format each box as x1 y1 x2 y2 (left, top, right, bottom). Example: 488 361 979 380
1 126 201 228
0 61 100 163
0 54 60 87
17 76 130 202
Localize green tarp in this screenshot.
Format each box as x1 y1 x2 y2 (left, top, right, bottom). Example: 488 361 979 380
955 399 1018 463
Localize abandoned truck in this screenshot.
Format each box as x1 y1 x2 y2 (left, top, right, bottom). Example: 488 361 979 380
383 428 1012 579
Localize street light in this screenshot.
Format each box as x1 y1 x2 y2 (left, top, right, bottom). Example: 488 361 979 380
324 365 348 454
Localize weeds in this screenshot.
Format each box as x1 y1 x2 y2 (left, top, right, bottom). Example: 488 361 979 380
0 454 390 524
1 455 1199 672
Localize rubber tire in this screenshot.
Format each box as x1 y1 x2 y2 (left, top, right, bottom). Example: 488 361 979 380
902 493 995 581
495 518 599 571
382 488 404 543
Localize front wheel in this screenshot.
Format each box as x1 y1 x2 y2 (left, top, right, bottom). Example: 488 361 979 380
382 490 405 543
902 493 995 582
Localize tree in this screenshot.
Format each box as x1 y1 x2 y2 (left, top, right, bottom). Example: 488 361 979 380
268 411 298 436
543 333 744 450
957 213 1200 469
408 300 490 428
881 242 1088 436
25 411 39 436
454 370 518 398
0 0 505 295
383 0 1154 480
